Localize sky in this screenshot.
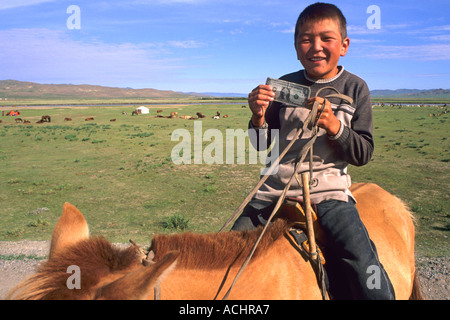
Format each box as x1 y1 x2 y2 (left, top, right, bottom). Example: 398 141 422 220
0 0 449 94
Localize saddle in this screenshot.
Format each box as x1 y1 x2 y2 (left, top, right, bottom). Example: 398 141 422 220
279 197 324 262
279 197 329 299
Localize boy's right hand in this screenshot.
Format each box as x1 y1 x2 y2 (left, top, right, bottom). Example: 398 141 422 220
248 84 275 128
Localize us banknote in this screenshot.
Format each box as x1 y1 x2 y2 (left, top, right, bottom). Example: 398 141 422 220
266 77 310 106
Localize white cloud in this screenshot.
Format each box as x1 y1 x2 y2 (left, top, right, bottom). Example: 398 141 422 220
167 40 204 48
0 0 55 10
127 0 207 5
357 44 450 61
0 28 187 87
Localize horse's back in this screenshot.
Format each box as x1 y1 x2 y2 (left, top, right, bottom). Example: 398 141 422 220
350 183 416 299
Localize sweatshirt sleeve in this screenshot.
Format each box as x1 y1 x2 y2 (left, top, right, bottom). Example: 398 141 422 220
329 89 374 166
248 101 281 152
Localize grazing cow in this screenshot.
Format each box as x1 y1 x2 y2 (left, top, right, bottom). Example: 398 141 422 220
85 117 94 121
64 118 72 121
196 112 206 118
213 115 220 119
23 120 31 124
157 110 163 114
169 112 178 118
223 115 229 118
110 119 116 122
15 118 23 123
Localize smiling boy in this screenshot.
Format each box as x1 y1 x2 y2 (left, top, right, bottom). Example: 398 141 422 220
232 3 395 299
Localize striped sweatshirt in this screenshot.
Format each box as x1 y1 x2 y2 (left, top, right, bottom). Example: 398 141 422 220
250 66 374 204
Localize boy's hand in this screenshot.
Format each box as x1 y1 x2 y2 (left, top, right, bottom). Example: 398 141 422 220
306 97 341 136
248 85 275 128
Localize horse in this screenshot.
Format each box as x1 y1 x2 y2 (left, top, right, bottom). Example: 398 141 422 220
41 115 51 122
7 183 422 300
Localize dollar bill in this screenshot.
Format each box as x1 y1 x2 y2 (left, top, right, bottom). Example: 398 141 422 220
266 77 310 106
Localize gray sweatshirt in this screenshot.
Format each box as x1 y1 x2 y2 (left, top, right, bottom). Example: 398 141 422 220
250 66 374 204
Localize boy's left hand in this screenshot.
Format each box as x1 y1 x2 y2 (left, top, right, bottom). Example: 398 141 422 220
306 97 341 136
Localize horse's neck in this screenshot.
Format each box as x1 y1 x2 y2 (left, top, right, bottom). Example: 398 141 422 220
152 236 321 300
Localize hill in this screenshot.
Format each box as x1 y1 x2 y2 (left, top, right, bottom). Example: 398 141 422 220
0 80 205 100
371 88 450 99
1 80 449 101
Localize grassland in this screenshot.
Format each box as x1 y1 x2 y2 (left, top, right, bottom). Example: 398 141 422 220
0 102 448 257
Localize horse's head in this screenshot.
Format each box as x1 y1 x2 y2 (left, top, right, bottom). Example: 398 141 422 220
8 203 178 300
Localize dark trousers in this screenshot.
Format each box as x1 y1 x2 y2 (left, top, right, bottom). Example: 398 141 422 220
231 199 395 300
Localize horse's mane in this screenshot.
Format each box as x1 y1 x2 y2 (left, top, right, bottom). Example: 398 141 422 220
7 237 140 300
8 219 291 299
149 219 290 269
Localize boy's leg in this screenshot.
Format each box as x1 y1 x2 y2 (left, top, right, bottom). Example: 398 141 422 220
231 199 275 231
316 199 395 300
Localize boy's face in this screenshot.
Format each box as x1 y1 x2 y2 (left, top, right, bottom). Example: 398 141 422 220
295 18 349 80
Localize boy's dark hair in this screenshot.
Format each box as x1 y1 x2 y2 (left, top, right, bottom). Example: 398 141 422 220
295 2 347 42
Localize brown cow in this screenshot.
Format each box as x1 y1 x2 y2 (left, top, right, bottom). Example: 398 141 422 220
64 118 72 121
85 117 94 121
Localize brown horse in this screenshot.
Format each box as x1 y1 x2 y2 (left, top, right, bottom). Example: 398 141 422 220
8 183 422 300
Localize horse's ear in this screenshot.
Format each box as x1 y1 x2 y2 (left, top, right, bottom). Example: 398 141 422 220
49 203 89 259
94 251 179 300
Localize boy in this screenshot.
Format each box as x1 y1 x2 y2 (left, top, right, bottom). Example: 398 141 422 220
231 3 395 299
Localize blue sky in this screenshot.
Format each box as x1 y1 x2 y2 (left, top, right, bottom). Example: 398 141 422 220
0 0 449 93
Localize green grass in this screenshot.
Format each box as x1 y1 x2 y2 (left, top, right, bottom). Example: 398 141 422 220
349 105 449 256
0 103 448 257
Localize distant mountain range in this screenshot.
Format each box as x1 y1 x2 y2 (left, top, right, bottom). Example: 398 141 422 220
0 80 449 100
0 80 207 100
370 88 450 99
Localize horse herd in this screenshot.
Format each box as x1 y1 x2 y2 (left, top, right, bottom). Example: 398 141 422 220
0 109 229 125
156 110 229 120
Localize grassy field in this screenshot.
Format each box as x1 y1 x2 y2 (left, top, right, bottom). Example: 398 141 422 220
0 102 448 257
